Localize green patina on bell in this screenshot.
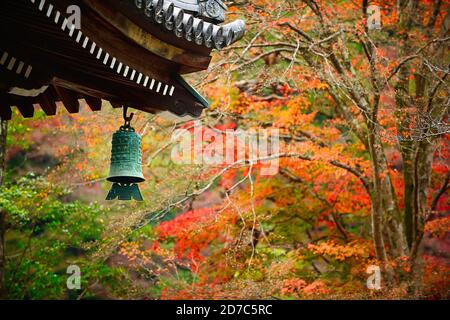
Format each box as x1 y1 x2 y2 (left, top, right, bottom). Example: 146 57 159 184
106 108 145 201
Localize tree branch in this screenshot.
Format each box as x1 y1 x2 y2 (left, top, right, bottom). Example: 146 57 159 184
431 171 450 211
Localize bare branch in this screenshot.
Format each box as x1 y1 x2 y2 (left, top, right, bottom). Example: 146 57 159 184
431 171 450 211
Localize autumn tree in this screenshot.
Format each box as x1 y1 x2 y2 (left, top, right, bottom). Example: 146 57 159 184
196 0 449 280
113 0 449 297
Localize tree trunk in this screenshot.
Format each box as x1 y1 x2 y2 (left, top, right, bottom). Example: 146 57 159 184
401 144 415 249
371 129 407 258
409 140 434 294
395 51 415 250
367 130 388 263
367 124 406 285
411 140 435 259
0 118 7 299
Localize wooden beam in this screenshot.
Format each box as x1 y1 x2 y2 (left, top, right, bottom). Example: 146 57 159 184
16 102 34 118
38 87 58 116
84 96 102 111
110 101 123 109
0 105 12 121
55 87 79 114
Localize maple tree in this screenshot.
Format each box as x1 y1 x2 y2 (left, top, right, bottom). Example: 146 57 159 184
219 0 448 277
128 0 449 298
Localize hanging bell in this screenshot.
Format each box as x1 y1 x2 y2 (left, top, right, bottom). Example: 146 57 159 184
106 108 145 201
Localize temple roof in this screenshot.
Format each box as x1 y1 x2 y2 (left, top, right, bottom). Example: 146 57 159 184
145 0 228 23
0 0 245 120
122 0 245 51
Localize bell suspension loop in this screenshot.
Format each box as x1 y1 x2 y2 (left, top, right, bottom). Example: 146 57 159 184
122 106 134 130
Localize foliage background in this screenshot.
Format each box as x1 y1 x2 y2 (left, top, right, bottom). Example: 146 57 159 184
0 0 449 300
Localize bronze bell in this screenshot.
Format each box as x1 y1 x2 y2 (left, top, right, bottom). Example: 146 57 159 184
106 107 145 201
